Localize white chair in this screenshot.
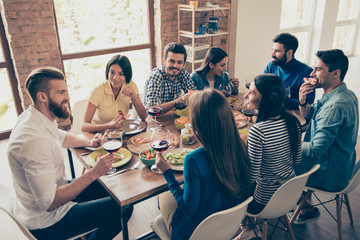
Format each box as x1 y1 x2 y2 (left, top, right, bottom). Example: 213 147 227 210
247 164 320 240
290 160 360 240
71 99 88 135
151 196 253 240
0 184 95 240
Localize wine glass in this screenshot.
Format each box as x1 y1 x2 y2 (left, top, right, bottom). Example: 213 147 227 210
102 129 124 174
284 85 291 98
241 108 259 123
174 97 187 110
245 78 252 89
147 107 163 132
219 83 232 97
149 129 171 174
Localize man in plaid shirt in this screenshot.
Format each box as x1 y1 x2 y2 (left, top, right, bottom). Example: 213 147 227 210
144 42 196 114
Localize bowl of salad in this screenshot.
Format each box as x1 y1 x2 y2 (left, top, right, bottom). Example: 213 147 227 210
139 149 156 167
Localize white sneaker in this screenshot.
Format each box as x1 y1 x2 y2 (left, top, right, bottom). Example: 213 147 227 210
233 226 261 240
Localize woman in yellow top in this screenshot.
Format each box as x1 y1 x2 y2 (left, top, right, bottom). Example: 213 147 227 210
81 55 147 133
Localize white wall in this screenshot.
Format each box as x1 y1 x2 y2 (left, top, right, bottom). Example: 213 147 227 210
232 0 282 92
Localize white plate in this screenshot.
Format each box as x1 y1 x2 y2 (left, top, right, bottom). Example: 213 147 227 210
84 146 102 151
163 148 193 171
120 119 147 135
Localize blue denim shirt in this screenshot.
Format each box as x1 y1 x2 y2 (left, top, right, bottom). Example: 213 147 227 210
298 84 359 191
190 71 233 90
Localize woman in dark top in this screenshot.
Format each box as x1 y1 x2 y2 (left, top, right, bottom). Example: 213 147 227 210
190 47 239 94
155 89 250 240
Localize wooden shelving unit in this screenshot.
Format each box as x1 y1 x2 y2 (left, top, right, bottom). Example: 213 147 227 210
177 4 231 72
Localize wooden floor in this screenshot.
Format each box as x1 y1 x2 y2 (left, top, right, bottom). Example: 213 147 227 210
1 57 360 240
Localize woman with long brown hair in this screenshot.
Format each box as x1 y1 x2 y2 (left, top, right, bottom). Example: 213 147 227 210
154 88 250 240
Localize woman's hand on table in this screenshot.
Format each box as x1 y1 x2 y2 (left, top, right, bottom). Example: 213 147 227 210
108 114 125 129
92 153 115 177
89 133 102 148
156 152 171 173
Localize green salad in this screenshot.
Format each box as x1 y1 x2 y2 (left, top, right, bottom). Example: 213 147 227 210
165 150 191 166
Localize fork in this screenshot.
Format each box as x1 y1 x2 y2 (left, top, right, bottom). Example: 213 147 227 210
107 161 141 177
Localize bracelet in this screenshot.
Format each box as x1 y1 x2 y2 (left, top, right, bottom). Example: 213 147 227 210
299 100 307 107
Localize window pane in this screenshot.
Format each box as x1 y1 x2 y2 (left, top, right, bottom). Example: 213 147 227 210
0 69 17 132
64 49 151 106
54 0 150 54
291 31 310 63
337 0 360 21
280 0 314 29
333 25 356 53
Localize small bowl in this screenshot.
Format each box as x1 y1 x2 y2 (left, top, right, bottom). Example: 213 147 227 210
174 118 186 130
139 149 156 167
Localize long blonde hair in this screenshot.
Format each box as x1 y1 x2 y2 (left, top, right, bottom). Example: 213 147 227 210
189 89 250 197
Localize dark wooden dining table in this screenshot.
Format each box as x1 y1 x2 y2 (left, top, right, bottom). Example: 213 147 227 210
70 110 201 240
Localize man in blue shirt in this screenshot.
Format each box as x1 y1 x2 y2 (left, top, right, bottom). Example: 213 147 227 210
264 33 315 110
293 49 359 224
143 42 196 114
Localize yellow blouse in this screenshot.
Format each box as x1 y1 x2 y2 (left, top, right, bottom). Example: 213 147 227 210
89 81 139 124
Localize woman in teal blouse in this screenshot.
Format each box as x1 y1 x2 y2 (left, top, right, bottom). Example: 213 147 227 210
190 47 239 94
155 89 250 240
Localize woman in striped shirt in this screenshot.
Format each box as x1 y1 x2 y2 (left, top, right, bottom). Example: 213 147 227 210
234 74 302 240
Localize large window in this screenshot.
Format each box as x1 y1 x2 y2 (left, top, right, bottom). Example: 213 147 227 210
0 13 22 139
280 0 315 63
54 0 154 106
332 0 360 54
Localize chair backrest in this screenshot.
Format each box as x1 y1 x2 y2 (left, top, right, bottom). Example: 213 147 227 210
256 164 320 219
342 160 360 194
189 196 253 240
0 184 37 240
71 99 88 135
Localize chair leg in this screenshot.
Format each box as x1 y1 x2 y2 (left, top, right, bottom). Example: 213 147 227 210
344 194 353 225
283 214 295 240
336 195 342 240
67 149 76 179
262 220 267 240
290 190 312 224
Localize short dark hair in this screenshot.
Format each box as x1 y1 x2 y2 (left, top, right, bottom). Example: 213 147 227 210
273 33 298 56
195 47 228 75
163 42 187 62
25 67 65 103
316 49 349 81
105 55 133 84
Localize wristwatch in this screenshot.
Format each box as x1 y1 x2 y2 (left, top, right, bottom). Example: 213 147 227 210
299 100 307 107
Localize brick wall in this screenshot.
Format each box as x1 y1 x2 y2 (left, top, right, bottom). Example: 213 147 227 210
1 0 62 109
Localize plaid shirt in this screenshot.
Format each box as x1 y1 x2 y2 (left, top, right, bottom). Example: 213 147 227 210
143 66 196 108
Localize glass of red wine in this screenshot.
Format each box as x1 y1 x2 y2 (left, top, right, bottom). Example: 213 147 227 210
102 129 124 174
241 108 258 122
150 129 171 173
174 101 187 110
219 83 232 97
147 107 162 132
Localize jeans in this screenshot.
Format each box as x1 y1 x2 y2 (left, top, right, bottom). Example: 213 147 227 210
30 180 133 240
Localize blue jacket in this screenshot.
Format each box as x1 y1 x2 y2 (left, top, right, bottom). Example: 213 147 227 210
190 71 234 90
264 58 315 110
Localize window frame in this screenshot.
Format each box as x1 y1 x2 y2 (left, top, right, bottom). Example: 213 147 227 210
0 12 23 139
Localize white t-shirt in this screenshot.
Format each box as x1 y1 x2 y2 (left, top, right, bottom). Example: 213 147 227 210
7 105 76 230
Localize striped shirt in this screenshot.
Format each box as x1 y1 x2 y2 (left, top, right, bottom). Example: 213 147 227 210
248 118 301 205
143 66 196 108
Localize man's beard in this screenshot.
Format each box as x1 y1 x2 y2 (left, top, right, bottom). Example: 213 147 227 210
272 54 287 66
165 66 180 78
49 98 70 119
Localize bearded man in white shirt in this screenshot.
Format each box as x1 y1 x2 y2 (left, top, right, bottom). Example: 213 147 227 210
7 67 131 240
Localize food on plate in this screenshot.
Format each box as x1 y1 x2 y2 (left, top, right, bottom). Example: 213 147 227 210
235 113 250 122
232 110 241 117
236 121 247 129
165 150 191 166
97 152 123 162
140 149 156 160
228 97 245 110
106 130 123 139
131 136 151 145
304 77 318 86
170 133 179 146
240 134 248 143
